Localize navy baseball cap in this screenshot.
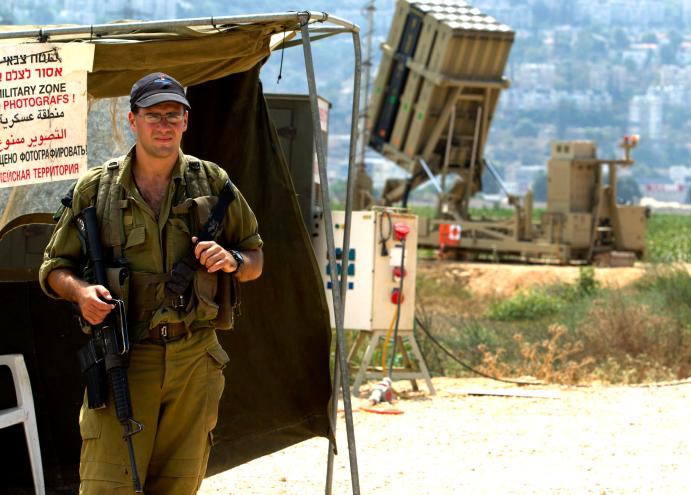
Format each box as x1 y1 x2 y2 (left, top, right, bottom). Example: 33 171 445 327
130 72 191 110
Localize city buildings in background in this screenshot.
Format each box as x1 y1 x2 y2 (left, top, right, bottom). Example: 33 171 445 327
1 0 690 205
471 0 691 205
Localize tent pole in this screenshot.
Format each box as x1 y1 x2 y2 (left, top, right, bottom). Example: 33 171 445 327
326 355 341 495
298 13 361 495
0 12 361 40
358 1 376 167
324 28 363 495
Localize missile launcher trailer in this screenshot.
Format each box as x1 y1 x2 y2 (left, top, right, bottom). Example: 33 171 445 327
367 0 646 264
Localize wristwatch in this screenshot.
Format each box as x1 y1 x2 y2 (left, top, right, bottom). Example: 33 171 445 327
229 249 244 273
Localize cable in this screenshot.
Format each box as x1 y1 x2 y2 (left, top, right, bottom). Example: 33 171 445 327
276 30 287 84
359 406 404 415
388 235 406 377
378 211 391 256
381 306 398 372
414 315 543 386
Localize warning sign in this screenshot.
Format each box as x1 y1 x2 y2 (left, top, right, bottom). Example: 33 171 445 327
439 223 462 246
0 43 94 188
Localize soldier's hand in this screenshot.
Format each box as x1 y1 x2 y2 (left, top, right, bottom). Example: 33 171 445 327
192 236 236 273
77 285 114 325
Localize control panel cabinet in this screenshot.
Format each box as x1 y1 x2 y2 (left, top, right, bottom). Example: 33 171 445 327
313 210 418 331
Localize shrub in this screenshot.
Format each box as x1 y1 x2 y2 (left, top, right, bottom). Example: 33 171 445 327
414 261 690 384
575 291 689 381
634 264 691 318
488 290 564 321
577 266 599 295
479 324 594 384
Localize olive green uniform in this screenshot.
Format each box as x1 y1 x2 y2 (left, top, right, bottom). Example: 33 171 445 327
39 147 263 494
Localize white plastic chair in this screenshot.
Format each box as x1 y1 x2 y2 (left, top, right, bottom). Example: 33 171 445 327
0 354 45 495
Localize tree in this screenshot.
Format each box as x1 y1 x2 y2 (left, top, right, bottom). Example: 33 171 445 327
686 186 691 205
616 176 642 204
531 171 548 202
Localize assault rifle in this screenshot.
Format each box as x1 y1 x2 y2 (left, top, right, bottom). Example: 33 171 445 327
76 206 143 492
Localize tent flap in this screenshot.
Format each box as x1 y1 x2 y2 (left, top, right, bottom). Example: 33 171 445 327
183 65 335 471
88 24 284 98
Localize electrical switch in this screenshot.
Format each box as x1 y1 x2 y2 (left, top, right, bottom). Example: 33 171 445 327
391 287 404 304
392 266 407 279
393 222 410 241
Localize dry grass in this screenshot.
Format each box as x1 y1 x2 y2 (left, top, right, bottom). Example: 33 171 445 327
478 324 594 385
577 292 690 382
414 264 691 385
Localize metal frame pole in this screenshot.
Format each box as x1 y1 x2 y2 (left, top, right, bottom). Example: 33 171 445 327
357 1 376 167
0 12 359 40
438 104 456 216
298 13 361 495
463 106 483 218
325 28 363 495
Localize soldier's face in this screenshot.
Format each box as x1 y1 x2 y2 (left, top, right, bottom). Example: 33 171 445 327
128 101 188 160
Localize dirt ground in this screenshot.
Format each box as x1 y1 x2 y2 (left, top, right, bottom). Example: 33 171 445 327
417 260 657 298
200 377 691 494
199 263 691 494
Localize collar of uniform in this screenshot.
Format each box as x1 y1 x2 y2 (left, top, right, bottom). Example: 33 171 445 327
174 150 187 186
116 145 137 195
116 146 186 193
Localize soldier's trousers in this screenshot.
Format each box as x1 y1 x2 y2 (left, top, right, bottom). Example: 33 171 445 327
78 329 229 495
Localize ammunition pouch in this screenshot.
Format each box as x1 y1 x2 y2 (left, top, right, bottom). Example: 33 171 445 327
129 266 239 333
174 193 240 330
213 271 241 330
183 268 239 331
189 268 219 324
129 272 170 324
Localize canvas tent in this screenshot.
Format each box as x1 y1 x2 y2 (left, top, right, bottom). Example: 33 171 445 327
0 12 361 494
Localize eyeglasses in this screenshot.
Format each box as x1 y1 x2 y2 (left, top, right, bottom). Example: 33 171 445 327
139 112 185 124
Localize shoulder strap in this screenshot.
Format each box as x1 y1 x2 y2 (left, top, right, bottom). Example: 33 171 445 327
95 156 128 261
183 155 212 197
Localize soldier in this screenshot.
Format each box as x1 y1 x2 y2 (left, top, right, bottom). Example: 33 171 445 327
39 72 263 494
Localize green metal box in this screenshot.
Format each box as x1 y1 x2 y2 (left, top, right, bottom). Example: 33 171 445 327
265 93 331 235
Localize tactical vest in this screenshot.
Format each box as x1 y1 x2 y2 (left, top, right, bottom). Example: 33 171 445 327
92 155 238 335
